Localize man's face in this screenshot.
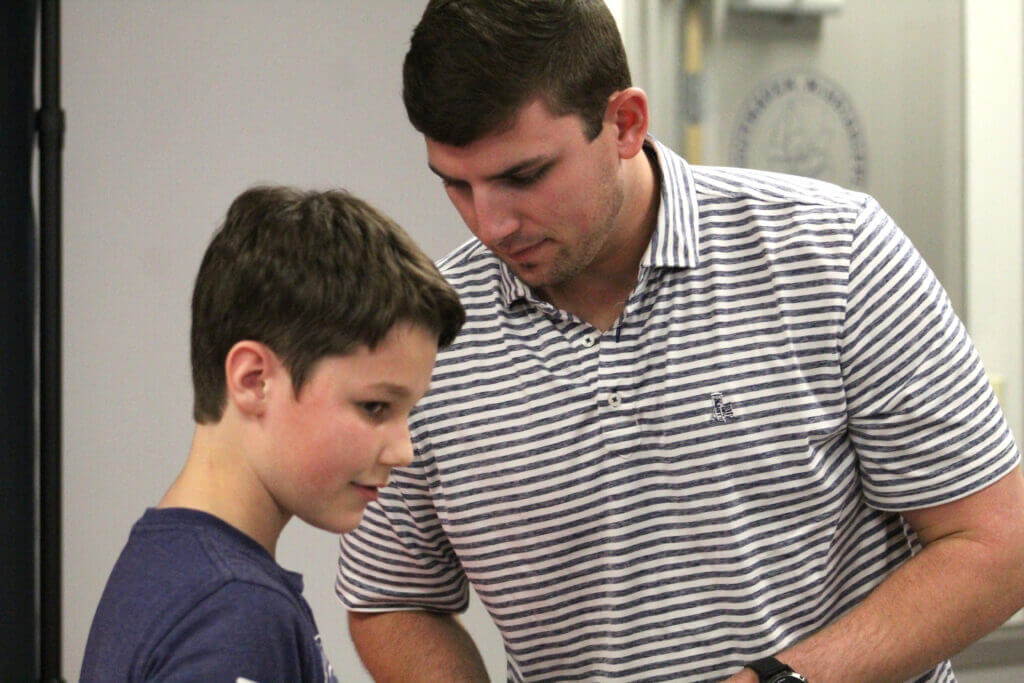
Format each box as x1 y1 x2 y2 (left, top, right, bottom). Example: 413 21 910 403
255 322 437 534
425 99 625 294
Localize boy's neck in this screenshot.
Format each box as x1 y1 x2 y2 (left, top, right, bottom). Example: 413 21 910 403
159 422 289 557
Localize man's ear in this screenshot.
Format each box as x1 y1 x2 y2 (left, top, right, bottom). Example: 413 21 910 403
224 341 277 417
606 87 650 160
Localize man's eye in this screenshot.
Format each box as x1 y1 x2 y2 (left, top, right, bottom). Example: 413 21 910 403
507 167 548 187
442 178 469 192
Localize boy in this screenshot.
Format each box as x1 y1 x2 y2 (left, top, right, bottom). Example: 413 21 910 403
81 186 464 681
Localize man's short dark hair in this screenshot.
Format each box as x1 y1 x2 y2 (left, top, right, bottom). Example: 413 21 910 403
403 0 631 146
190 186 465 423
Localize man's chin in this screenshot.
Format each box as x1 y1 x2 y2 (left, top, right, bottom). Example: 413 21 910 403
506 260 548 287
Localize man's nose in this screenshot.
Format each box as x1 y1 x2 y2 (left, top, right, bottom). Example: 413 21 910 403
472 187 519 246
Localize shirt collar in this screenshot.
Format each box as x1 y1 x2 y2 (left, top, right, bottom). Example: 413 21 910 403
497 262 531 307
495 136 701 307
641 137 701 271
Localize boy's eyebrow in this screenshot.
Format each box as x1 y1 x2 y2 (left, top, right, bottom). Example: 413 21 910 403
367 382 415 398
428 155 553 185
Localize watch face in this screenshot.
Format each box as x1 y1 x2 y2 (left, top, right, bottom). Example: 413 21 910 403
768 674 808 683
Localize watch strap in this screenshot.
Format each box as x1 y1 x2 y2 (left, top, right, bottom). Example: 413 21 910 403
747 656 795 681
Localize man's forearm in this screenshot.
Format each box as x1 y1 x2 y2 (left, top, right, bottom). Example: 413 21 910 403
777 534 1022 681
348 610 490 683
726 468 1024 682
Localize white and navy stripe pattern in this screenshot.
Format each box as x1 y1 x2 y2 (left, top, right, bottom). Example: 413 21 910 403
337 139 1019 682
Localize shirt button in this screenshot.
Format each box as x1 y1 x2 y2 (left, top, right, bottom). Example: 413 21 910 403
581 334 597 347
608 393 622 407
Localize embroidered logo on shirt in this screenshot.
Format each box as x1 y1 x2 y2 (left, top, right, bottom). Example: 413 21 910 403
710 392 736 423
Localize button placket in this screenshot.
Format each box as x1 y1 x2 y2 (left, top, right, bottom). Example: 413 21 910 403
590 326 640 459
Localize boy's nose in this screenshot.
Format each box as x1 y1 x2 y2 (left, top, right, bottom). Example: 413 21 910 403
380 423 415 468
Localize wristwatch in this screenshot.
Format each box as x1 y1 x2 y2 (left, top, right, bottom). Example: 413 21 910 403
746 656 808 682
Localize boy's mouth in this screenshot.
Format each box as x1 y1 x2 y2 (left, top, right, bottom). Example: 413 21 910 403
352 483 380 502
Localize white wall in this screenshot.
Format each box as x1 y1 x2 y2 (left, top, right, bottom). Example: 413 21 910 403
954 3 1024 675
61 2 504 680
965 0 1024 454
59 0 1024 680
627 0 968 319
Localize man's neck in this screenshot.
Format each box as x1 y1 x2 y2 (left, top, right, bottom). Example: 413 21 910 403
543 141 661 332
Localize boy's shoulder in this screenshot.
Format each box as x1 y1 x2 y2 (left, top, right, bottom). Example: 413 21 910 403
99 507 294 597
81 508 324 682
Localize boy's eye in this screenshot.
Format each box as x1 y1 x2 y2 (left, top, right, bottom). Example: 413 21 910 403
360 402 388 418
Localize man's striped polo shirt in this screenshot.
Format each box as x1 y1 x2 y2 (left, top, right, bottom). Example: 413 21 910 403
337 138 1019 682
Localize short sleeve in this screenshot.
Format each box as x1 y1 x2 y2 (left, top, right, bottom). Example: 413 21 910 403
144 582 323 682
840 197 1020 510
336 436 470 614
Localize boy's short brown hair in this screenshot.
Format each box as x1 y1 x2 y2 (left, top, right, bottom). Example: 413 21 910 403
190 186 465 423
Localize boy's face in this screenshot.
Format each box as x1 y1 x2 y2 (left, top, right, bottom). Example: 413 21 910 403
256 322 437 534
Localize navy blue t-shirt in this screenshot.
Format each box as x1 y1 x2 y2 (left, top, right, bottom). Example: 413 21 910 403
81 507 337 682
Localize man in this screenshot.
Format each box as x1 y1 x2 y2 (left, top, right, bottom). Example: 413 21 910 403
337 1 1024 681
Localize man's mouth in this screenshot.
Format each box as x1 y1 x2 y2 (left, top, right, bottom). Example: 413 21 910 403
508 239 546 263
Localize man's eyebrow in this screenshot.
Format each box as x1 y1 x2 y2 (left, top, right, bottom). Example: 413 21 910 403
428 163 458 183
486 156 552 182
428 155 553 184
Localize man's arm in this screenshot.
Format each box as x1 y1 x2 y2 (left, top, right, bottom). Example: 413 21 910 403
726 465 1024 682
348 610 490 682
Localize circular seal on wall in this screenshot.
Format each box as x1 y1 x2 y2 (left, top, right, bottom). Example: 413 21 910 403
729 68 868 188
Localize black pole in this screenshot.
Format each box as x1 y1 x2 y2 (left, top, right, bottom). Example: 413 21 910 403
36 0 65 680
0 1 39 677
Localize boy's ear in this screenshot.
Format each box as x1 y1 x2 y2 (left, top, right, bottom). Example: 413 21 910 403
605 87 649 160
224 341 277 417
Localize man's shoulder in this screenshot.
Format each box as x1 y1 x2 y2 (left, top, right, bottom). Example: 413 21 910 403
434 237 511 333
689 164 871 212
437 237 504 285
413 241 519 414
